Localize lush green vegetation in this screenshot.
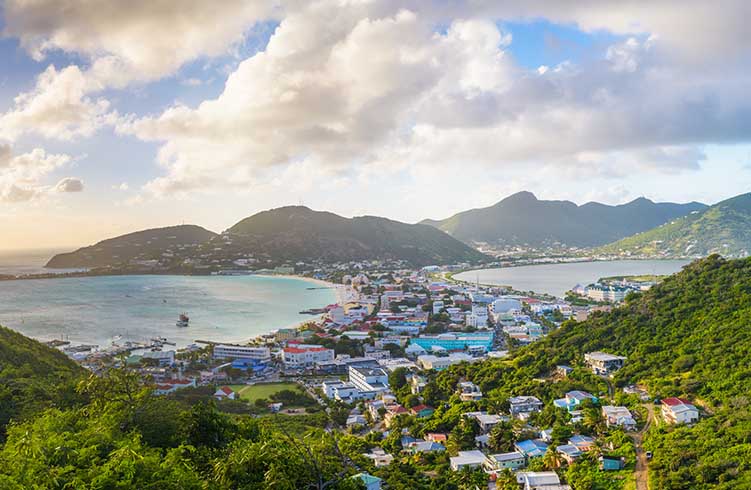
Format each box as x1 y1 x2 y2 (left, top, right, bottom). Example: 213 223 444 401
2 255 751 488
600 192 751 258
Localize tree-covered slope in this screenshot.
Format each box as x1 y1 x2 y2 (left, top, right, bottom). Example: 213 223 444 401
421 191 706 248
0 325 83 439
46 225 218 268
222 205 489 266
436 255 751 489
599 192 751 258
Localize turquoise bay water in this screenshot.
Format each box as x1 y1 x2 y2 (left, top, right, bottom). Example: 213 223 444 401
0 274 336 348
455 259 691 297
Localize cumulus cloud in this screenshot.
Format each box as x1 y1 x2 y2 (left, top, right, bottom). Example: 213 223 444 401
3 0 278 87
0 144 76 202
109 1 751 196
54 177 84 193
0 65 112 141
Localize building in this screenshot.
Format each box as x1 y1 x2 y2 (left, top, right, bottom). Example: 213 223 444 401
584 351 627 375
213 344 272 362
410 404 435 418
485 451 526 472
363 448 393 467
450 450 487 471
509 396 543 417
585 284 630 302
556 444 582 464
352 473 382 490
602 405 637 430
282 345 335 368
416 352 475 370
153 378 196 395
411 332 494 353
661 398 699 424
466 412 508 433
457 381 483 402
142 350 175 367
214 386 236 400
600 455 625 471
275 328 298 341
349 366 390 394
568 435 596 452
514 439 548 459
516 471 571 490
554 391 598 412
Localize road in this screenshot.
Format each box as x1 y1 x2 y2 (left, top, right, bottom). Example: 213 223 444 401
632 403 656 490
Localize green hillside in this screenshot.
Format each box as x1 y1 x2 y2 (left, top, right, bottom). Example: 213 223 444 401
434 255 751 488
0 325 83 439
599 193 751 258
222 205 490 266
421 191 706 248
46 224 218 268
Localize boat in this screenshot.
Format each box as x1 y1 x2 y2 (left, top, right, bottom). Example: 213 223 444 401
176 313 190 327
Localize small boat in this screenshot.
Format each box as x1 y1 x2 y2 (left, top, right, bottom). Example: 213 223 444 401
176 313 190 328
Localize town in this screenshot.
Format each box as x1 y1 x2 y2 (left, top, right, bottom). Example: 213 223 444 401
49 263 701 490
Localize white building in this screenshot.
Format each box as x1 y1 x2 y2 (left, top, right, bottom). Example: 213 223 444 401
213 344 271 362
602 405 637 430
142 350 175 367
458 381 483 402
282 345 335 368
417 352 474 370
450 450 487 471
516 471 570 490
349 366 390 394
432 300 445 315
584 351 627 375
661 398 700 425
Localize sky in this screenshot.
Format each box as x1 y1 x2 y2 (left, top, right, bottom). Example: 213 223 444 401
1 0 750 250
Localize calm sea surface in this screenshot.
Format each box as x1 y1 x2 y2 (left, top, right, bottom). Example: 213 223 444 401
0 252 336 347
455 259 692 297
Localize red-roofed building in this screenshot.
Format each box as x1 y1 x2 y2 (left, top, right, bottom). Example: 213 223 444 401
661 398 699 424
282 345 335 368
153 378 196 395
214 386 236 400
426 433 447 443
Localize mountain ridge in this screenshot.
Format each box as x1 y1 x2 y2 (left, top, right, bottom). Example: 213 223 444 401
421 191 708 248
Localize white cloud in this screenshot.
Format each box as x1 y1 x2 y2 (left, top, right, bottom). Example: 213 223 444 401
0 144 76 202
0 65 112 141
54 177 84 193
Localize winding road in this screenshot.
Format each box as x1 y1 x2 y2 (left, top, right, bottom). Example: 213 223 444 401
632 403 656 490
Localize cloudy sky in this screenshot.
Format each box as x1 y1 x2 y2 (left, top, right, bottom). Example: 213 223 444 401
1 0 750 250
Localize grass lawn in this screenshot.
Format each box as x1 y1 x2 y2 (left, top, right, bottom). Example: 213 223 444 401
227 382 301 402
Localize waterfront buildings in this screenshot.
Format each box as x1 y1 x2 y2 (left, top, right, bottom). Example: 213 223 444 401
213 344 272 362
282 345 335 368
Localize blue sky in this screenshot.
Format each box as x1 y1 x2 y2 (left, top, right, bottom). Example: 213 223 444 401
0 1 749 249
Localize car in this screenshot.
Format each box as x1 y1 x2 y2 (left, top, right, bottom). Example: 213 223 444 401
645 451 653 459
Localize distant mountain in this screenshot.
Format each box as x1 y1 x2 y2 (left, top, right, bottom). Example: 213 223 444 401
599 192 751 258
46 225 218 268
421 191 707 248
220 206 489 266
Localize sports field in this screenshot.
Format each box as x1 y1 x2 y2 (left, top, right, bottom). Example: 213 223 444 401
227 382 300 402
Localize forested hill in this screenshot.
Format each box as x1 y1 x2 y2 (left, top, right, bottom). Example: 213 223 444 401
0 325 83 439
440 255 751 489
221 205 490 266
599 192 751 258
421 191 706 248
46 224 218 268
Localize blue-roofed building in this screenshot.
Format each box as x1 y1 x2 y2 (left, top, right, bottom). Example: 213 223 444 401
352 473 382 490
556 444 582 463
411 332 494 353
514 439 548 459
600 455 625 471
231 358 268 371
554 390 598 412
568 435 596 452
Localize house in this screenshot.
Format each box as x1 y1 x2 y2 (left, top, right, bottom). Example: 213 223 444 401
384 405 408 427
602 405 637 431
214 386 236 400
555 365 574 377
514 439 548 459
556 444 582 464
516 471 571 490
346 414 367 427
153 378 196 395
471 412 508 433
409 404 435 418
363 448 393 467
584 351 627 375
426 433 447 443
568 435 596 452
450 450 487 471
484 451 526 472
352 472 382 490
600 455 625 471
661 398 700 425
406 440 446 453
554 391 598 412
457 381 483 402
410 374 427 394
509 396 543 418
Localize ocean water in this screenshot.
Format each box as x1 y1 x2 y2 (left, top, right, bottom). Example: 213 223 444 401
0 274 336 348
0 248 84 275
455 259 692 297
